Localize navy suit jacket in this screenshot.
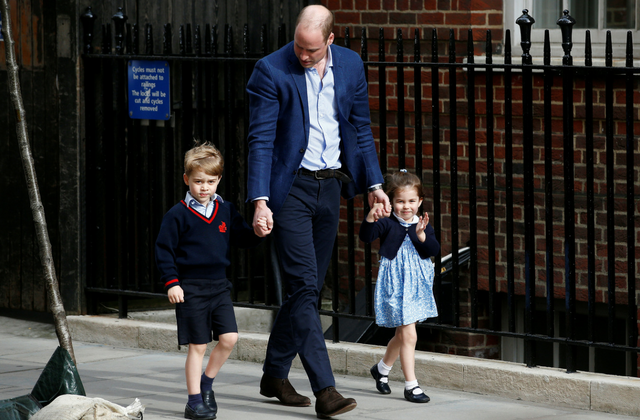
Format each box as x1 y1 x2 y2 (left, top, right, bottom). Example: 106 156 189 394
246 41 384 216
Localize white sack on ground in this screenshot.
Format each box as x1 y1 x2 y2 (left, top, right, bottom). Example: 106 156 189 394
30 395 144 420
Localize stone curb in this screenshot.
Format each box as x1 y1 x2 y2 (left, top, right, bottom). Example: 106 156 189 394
67 315 640 417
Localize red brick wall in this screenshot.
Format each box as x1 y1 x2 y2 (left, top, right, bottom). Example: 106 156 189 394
344 64 640 303
322 1 640 368
325 0 504 55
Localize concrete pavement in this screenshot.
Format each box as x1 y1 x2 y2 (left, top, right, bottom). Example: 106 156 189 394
1 314 638 420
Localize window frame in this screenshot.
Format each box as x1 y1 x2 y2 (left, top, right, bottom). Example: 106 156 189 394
504 0 640 64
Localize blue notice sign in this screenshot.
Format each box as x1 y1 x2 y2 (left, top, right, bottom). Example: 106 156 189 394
128 60 170 120
0 11 4 41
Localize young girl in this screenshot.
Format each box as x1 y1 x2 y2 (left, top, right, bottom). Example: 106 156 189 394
359 170 440 403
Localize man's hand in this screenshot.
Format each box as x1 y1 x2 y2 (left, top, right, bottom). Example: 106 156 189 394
368 189 391 217
253 200 273 237
168 285 184 304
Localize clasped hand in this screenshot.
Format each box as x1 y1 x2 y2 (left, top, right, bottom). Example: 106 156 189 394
366 199 430 243
252 200 273 237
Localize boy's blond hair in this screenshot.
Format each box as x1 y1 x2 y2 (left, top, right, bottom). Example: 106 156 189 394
184 142 224 177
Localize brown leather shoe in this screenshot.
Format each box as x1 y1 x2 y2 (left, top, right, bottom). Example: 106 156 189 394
259 373 311 406
314 386 357 419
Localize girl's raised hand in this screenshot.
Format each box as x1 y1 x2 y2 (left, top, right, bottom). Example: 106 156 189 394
416 211 429 241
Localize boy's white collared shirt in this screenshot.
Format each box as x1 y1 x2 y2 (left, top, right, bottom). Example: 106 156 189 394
185 191 223 218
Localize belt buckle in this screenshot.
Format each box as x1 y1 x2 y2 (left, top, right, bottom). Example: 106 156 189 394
314 170 327 180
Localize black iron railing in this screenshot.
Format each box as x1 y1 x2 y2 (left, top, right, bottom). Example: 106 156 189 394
81 7 639 377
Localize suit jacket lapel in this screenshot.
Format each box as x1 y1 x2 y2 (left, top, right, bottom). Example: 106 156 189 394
288 47 310 141
329 45 346 120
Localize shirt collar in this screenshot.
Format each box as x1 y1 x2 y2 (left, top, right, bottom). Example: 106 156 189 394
393 212 418 227
326 45 333 69
305 44 333 76
185 191 222 207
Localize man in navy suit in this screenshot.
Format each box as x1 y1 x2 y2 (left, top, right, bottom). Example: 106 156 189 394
246 5 390 418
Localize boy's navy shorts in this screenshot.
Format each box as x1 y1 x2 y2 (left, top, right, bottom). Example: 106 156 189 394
175 278 237 345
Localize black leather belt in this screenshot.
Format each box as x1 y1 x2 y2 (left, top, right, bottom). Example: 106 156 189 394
298 168 351 183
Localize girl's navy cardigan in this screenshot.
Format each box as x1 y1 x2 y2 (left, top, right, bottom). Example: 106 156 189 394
155 199 262 291
359 216 440 260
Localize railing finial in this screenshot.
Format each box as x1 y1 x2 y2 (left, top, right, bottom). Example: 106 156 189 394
516 9 535 64
344 27 350 49
195 25 202 56
112 7 128 55
243 24 250 57
361 27 368 61
557 9 576 65
163 23 172 55
145 24 153 55
259 24 267 56
81 7 97 54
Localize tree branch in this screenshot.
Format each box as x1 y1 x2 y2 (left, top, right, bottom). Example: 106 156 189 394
1 0 76 364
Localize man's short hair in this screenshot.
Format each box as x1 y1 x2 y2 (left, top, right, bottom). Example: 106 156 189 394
295 5 334 41
184 142 224 177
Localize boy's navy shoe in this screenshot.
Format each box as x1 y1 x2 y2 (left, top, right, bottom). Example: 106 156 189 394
184 402 217 419
404 386 430 403
201 390 217 415
369 364 391 394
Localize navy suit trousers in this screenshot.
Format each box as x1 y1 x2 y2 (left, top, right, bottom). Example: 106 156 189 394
263 173 340 392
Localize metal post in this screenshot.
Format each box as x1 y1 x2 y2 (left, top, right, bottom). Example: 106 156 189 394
378 28 387 174
516 8 536 368
624 31 637 376
448 29 459 327
485 29 497 330
361 27 374 317
585 30 596 344
430 29 443 322
414 29 422 180
467 30 478 329
397 29 405 169
504 29 516 333
557 9 577 373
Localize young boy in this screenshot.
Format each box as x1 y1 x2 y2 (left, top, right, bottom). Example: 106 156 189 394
155 142 268 420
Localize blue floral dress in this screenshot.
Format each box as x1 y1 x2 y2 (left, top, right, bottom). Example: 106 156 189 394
374 215 438 328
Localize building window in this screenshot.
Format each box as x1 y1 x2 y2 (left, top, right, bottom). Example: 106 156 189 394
533 0 635 29
504 0 640 63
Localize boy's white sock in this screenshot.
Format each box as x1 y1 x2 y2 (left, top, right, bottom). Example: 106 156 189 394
377 359 392 376
405 380 419 392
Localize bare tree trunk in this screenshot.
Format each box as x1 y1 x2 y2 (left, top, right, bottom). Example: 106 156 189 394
1 0 76 364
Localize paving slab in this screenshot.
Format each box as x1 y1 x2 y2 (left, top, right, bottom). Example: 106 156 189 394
1 316 638 420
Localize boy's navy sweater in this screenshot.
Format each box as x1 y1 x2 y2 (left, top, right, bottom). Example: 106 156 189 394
155 199 262 291
359 216 440 260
